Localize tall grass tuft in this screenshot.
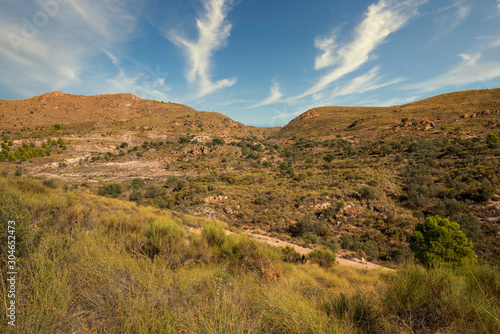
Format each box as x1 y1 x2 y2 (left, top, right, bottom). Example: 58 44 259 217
383 264 500 333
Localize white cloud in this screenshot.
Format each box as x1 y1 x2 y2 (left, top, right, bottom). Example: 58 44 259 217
104 69 170 102
331 66 403 97
0 0 143 97
430 1 471 41
404 52 500 92
294 0 425 100
248 81 283 108
314 34 338 70
375 95 420 106
167 0 237 98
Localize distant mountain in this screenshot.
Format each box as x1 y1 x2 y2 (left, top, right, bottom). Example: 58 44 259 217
0 92 262 138
276 88 500 139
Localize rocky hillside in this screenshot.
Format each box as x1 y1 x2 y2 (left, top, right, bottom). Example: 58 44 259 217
0 91 263 139
276 88 500 140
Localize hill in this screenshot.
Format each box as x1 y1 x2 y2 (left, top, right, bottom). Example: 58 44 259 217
0 91 266 139
1 88 500 333
276 88 500 140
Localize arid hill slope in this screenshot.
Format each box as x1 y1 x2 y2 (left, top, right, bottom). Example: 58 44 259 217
0 91 266 138
277 88 500 140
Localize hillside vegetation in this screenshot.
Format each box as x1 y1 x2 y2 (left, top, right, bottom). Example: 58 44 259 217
1 88 500 332
278 88 500 140
1 176 499 333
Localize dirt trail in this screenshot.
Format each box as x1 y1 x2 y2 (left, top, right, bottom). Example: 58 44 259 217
187 226 393 271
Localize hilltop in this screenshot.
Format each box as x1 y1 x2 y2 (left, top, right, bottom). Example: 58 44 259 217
276 88 500 140
0 91 269 139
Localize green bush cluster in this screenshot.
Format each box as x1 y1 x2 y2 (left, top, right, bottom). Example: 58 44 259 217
98 183 123 198
0 138 68 162
410 215 475 267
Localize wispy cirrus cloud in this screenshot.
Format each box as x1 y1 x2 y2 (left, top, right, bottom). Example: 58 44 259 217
102 51 171 102
167 0 236 98
403 52 500 92
0 0 143 97
294 0 426 100
331 66 403 97
248 81 283 108
430 1 471 41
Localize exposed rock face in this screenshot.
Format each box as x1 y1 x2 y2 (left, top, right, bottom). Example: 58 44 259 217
313 202 331 211
396 119 437 131
298 109 320 120
204 195 228 204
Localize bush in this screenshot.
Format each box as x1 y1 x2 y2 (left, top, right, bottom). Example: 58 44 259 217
308 248 336 268
450 212 483 242
144 184 165 199
98 183 123 198
129 189 144 202
410 215 475 267
359 185 376 200
323 153 335 162
281 245 306 264
42 178 57 188
222 234 280 278
202 222 226 247
486 133 499 147
212 137 225 146
143 218 186 266
166 176 184 191
131 178 145 189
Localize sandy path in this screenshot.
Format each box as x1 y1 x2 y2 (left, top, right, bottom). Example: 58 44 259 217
187 226 393 271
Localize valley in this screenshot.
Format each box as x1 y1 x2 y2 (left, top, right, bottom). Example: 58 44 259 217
1 88 499 333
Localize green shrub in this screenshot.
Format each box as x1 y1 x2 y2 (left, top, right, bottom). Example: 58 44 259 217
486 133 499 147
410 215 475 267
202 222 226 247
143 218 186 264
131 178 145 189
308 248 336 268
303 232 319 244
129 189 144 202
98 183 123 198
281 245 306 263
42 178 57 188
212 137 225 146
359 185 376 200
221 233 281 280
166 176 184 191
323 153 335 162
144 184 165 199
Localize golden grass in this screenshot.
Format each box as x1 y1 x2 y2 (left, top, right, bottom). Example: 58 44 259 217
1 176 499 333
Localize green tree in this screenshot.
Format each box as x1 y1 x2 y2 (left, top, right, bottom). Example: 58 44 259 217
410 215 475 267
486 133 499 147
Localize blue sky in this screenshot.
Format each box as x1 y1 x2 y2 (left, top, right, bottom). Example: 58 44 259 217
1 0 499 126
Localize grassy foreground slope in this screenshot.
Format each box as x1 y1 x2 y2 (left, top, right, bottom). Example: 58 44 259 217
1 176 499 333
